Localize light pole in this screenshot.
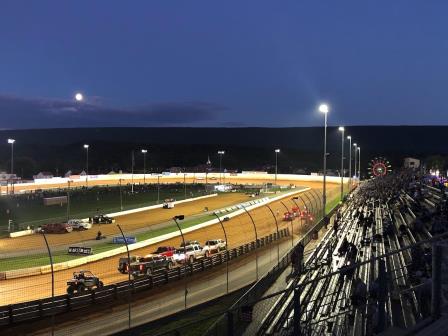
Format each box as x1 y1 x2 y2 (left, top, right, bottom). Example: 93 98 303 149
184 172 187 199
319 103 329 216
347 136 352 191
157 175 160 204
7 139 15 175
338 127 345 201
218 150 225 185
66 180 72 221
131 150 135 194
353 143 358 180
141 149 147 184
274 149 280 186
119 178 124 211
358 147 361 182
83 144 89 186
173 215 188 308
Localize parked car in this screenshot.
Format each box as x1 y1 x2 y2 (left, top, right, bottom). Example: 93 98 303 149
153 246 176 257
173 244 208 264
118 256 140 274
91 215 115 224
128 254 174 277
66 270 103 295
68 219 93 230
42 222 73 234
202 239 227 254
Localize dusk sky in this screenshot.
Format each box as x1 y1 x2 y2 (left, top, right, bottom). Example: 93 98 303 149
1 1 448 129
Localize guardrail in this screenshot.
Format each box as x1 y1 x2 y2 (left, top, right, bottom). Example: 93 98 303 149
0 228 290 327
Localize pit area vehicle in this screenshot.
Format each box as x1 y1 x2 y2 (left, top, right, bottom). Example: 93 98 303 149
91 214 115 224
163 198 175 209
68 219 93 231
66 271 103 295
173 244 209 264
118 256 140 274
153 246 176 257
202 239 227 254
128 254 174 277
42 222 73 234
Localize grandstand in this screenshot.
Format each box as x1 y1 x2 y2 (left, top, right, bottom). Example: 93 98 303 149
249 172 448 335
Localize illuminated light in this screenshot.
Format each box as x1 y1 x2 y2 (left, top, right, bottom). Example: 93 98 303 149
7 138 15 144
338 126 345 132
275 149 280 153
83 144 89 149
318 104 329 113
75 93 83 101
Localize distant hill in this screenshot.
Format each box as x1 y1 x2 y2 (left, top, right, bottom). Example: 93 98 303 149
0 126 446 178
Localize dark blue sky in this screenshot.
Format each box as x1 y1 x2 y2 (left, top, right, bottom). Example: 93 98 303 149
1 1 448 128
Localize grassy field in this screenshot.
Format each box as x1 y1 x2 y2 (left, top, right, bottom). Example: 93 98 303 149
0 184 208 233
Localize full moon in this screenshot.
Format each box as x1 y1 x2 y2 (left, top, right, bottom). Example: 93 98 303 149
75 93 83 101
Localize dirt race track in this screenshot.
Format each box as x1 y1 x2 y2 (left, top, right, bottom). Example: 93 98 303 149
0 180 339 305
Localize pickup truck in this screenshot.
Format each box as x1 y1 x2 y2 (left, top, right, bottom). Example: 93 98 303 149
68 219 93 231
118 256 140 274
153 246 176 257
128 254 174 277
202 239 227 254
173 244 209 264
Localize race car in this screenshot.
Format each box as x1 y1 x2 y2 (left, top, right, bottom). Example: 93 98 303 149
91 215 115 224
67 271 103 295
283 212 294 221
163 198 175 209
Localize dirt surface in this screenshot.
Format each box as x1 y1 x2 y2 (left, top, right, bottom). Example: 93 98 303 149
0 193 250 253
0 186 339 306
3 175 319 194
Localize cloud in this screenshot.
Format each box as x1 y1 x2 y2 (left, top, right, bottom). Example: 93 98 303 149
0 94 224 129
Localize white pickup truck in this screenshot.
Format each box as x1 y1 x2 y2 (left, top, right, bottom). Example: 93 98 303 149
173 244 209 264
202 239 227 254
68 219 93 231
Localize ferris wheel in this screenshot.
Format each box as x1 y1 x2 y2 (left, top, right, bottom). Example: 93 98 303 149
367 157 392 178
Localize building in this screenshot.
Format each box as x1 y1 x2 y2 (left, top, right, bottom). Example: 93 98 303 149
404 157 420 169
33 172 54 179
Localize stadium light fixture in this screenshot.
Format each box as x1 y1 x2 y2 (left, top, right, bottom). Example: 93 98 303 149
75 93 83 102
7 139 15 144
319 103 329 114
